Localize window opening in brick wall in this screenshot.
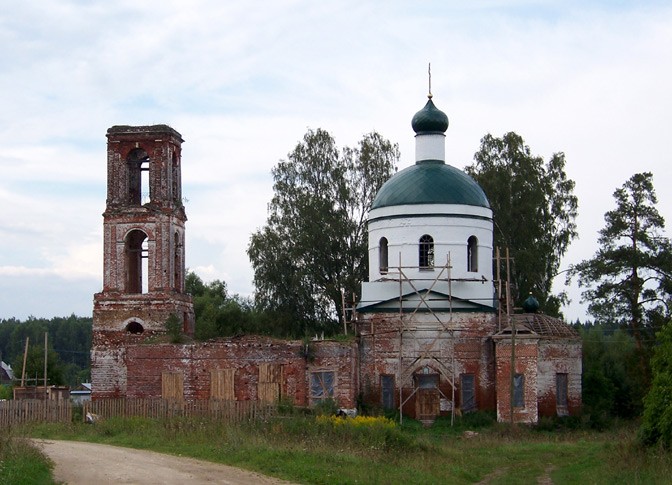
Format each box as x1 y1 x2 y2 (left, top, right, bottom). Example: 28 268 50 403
210 368 235 400
162 371 183 401
381 374 395 409
513 373 525 407
415 373 439 389
174 231 181 291
127 148 150 205
125 229 148 294
258 363 283 403
460 373 476 412
125 320 144 334
310 371 335 403
171 151 180 203
556 372 568 408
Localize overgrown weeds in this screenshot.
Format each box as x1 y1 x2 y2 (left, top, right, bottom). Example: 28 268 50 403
0 431 54 485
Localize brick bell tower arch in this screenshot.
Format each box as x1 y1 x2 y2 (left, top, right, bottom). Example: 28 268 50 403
91 125 195 399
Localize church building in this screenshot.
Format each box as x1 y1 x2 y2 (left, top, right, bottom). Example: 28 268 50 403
355 94 581 423
90 94 582 424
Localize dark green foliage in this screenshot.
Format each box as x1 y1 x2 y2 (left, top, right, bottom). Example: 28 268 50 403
579 324 644 428
571 172 672 351
466 132 578 316
640 322 672 447
312 398 339 416
164 313 184 344
0 384 12 399
248 129 399 335
187 272 299 339
11 345 66 386
0 315 91 388
188 273 245 340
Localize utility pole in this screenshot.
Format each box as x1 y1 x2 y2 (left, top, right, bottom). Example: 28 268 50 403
20 337 29 387
506 248 516 425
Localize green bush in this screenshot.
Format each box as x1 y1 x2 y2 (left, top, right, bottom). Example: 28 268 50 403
640 322 672 447
0 384 12 400
164 313 184 344
312 398 339 416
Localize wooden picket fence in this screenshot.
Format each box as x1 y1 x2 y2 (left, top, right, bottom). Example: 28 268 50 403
0 399 72 427
83 398 276 422
1 398 275 427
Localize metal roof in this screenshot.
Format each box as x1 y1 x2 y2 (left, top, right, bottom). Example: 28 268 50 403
497 313 580 339
412 98 449 134
371 160 491 209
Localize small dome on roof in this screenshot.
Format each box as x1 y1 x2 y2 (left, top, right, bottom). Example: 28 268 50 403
523 294 540 313
411 97 449 134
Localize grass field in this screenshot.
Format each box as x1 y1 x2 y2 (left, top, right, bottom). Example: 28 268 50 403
6 412 672 484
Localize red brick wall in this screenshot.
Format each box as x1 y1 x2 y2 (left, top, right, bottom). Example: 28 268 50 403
356 311 498 417
536 340 583 417
121 337 357 409
494 338 539 424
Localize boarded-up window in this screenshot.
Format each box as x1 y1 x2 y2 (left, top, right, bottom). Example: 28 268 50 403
162 371 183 401
311 371 335 403
381 375 395 409
258 363 283 403
460 374 476 412
513 374 525 408
556 373 568 408
210 368 235 400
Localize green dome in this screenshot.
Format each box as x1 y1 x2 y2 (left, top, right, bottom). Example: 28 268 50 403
412 98 449 133
371 160 490 209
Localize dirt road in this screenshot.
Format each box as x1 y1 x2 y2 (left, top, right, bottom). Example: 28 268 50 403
33 439 296 485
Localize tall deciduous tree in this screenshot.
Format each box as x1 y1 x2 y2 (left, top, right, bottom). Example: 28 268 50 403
247 129 399 333
571 172 672 350
466 132 578 316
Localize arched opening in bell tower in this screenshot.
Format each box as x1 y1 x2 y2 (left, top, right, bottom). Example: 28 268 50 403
171 151 180 204
127 148 150 205
174 231 181 291
125 229 149 294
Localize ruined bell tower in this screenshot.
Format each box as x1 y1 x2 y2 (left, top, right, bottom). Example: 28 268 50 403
91 125 195 398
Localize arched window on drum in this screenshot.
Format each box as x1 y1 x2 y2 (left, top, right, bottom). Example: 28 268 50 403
419 235 434 270
379 237 388 274
467 236 478 272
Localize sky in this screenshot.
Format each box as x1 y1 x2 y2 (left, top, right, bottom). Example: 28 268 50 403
1 0 671 322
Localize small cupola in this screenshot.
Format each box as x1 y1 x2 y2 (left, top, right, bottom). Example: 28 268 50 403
412 96 449 134
522 294 540 313
412 93 449 163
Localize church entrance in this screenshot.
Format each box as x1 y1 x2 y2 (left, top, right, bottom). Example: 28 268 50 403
415 373 440 422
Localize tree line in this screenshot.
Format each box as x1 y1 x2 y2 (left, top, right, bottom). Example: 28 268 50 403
0 315 92 388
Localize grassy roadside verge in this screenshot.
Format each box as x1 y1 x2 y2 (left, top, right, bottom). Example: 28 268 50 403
0 432 55 485
17 414 672 484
